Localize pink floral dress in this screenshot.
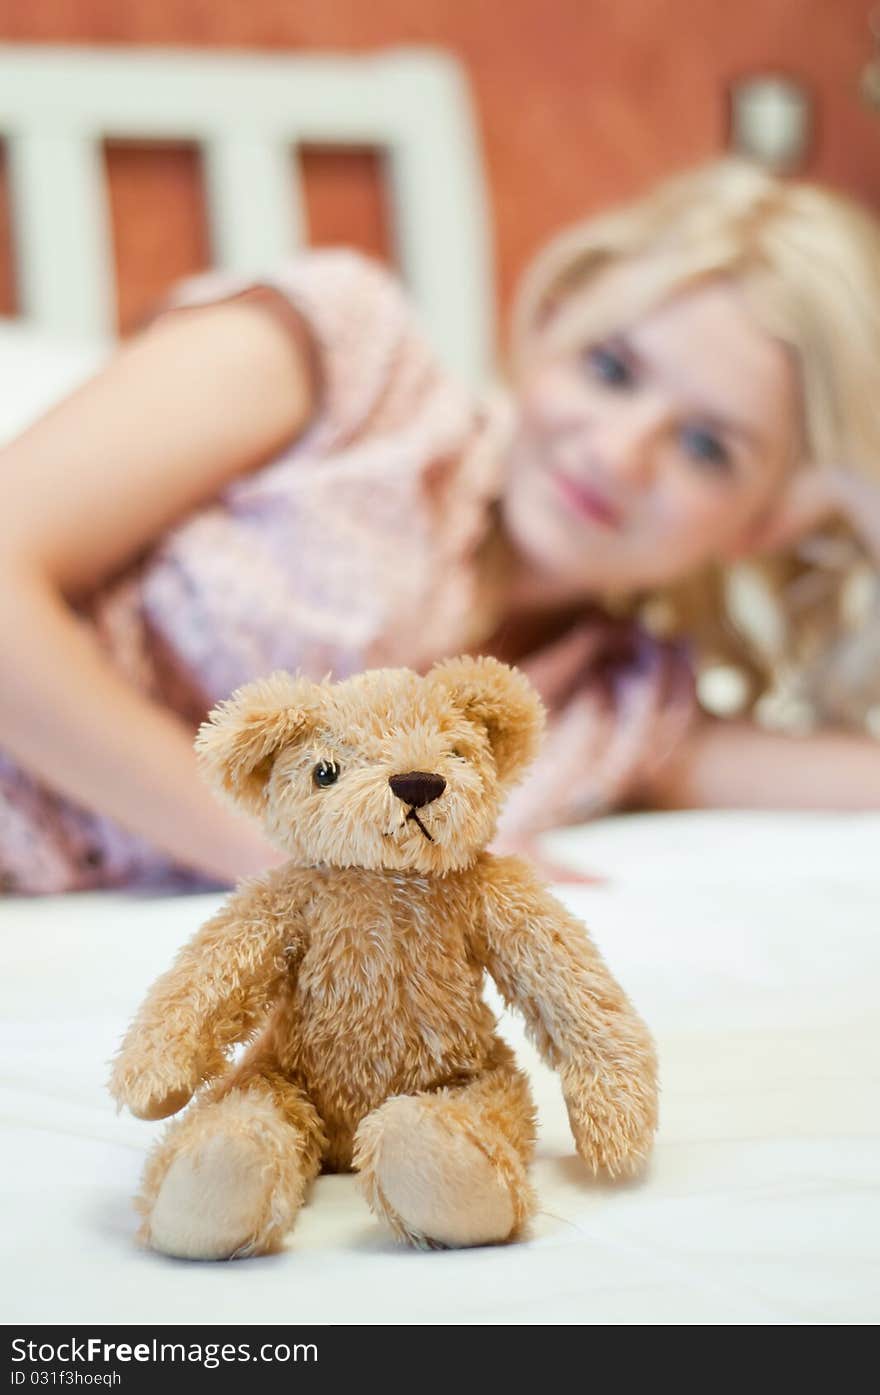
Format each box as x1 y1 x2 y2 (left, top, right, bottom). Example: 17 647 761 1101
0 251 695 894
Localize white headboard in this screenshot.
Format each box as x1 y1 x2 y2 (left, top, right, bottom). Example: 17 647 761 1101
0 44 494 384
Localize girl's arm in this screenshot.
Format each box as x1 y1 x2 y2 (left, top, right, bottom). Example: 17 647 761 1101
646 717 880 811
0 294 314 882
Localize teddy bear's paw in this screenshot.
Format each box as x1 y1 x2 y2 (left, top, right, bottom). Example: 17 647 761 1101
129 1085 194 1122
145 1133 278 1261
574 1123 654 1180
563 1070 658 1180
354 1097 528 1250
109 1054 197 1121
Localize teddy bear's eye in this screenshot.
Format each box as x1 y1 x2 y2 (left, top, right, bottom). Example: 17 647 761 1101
451 748 466 760
312 760 340 788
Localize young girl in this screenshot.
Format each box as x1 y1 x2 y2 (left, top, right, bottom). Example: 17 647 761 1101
1 157 879 895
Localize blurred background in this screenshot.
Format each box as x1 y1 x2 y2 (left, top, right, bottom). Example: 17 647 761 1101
0 0 877 360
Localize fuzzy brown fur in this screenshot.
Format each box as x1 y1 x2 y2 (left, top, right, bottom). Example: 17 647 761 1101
109 655 658 1259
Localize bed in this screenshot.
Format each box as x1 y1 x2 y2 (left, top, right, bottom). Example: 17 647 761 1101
3 809 878 1325
0 43 493 386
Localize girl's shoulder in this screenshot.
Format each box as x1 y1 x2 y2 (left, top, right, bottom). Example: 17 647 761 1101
159 248 475 457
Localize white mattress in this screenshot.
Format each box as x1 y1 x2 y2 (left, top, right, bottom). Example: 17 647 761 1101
2 810 878 1326
0 318 109 445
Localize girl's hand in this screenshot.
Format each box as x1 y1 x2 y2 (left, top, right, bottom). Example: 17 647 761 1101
743 464 880 560
215 828 289 885
829 468 880 561
489 831 604 886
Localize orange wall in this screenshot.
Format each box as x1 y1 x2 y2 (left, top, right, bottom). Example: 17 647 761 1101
0 1 877 341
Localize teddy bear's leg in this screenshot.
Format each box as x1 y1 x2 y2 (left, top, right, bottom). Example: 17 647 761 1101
353 1041 537 1249
137 1063 326 1261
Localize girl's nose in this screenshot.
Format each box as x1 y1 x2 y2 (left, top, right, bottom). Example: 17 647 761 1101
592 400 668 487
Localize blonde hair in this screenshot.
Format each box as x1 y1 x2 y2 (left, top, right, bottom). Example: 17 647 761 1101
509 159 880 731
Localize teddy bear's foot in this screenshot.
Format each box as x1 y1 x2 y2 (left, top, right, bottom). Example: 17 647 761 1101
354 1088 536 1250
148 1131 274 1260
138 1085 324 1261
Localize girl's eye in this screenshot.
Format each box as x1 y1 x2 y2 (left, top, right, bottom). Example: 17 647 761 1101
584 344 635 389
680 424 732 473
312 760 340 788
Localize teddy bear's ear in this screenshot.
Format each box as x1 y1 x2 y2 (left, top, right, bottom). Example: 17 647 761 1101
195 670 323 815
428 655 545 788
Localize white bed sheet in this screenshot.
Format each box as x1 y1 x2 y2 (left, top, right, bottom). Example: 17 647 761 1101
2 810 878 1326
0 319 108 445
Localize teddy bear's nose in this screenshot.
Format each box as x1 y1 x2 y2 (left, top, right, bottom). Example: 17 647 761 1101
388 771 447 808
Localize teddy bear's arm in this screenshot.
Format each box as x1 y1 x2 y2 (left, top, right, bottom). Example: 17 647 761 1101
109 867 311 1121
473 854 658 1177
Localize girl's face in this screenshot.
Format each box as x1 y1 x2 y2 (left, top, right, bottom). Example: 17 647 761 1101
503 268 801 597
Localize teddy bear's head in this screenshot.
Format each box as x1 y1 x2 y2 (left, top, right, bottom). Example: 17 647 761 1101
195 655 545 875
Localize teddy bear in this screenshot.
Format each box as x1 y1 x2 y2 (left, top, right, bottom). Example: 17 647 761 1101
109 655 658 1259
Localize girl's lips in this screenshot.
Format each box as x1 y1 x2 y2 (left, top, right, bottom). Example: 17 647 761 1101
551 468 623 529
